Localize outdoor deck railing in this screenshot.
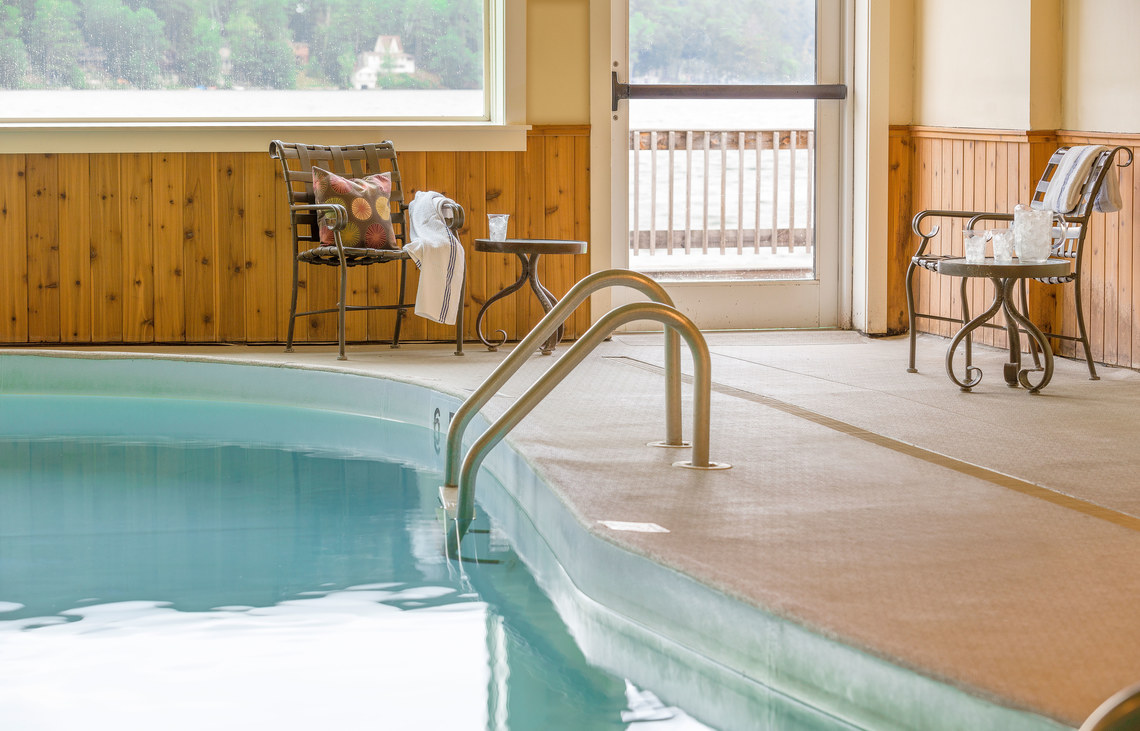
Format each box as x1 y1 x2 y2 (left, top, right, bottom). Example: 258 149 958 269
629 129 815 262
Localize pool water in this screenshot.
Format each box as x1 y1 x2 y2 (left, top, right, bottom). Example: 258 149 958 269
0 436 707 729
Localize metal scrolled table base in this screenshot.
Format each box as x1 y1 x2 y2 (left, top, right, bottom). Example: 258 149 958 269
473 238 588 354
475 253 563 352
946 276 1052 394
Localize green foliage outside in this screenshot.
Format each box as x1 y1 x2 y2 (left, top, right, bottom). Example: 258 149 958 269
1 0 814 92
0 0 484 90
629 0 815 85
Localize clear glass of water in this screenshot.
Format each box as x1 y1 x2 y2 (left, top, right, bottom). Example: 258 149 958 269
963 229 988 263
991 229 1015 263
488 214 510 241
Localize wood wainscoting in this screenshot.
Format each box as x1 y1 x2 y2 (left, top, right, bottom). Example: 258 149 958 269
0 125 590 348
889 126 1140 370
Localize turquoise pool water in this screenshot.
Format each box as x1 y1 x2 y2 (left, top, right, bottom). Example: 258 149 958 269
0 357 917 731
0 426 701 729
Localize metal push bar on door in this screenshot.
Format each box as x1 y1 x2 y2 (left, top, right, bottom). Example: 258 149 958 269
611 72 847 111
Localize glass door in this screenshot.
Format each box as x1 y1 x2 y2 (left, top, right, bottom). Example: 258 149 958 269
610 0 847 329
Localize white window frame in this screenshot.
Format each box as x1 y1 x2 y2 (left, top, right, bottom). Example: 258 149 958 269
0 0 528 154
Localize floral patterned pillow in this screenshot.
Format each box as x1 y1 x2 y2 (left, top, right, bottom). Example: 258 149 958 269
312 167 398 250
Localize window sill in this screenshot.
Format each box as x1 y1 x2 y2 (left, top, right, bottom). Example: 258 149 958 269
0 121 532 154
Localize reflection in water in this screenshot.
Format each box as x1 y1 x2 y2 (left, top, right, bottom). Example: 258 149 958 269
0 438 693 729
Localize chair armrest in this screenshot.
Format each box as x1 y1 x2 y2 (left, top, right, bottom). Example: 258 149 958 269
292 202 348 231
439 198 466 232
911 208 1001 239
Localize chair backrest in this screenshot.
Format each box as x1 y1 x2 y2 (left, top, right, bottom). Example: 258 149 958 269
269 140 408 250
1028 145 1132 258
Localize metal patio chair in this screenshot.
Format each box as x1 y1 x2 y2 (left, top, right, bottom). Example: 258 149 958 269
906 145 1133 379
269 140 465 360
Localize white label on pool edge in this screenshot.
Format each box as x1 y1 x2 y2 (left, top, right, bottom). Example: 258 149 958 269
597 521 669 533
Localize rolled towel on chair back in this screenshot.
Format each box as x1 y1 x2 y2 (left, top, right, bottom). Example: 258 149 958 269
1042 145 1122 214
404 191 466 326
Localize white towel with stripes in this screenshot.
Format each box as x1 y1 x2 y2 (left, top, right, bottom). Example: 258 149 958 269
1042 145 1123 214
404 191 465 326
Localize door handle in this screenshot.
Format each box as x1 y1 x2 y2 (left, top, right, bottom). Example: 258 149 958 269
612 71 846 112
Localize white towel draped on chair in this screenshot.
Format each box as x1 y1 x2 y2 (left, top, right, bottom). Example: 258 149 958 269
404 190 466 326
1042 145 1123 214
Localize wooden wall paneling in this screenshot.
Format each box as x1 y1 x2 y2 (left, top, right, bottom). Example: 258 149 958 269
949 139 964 336
885 134 903 334
25 154 60 343
122 153 155 342
455 151 486 343
57 154 92 342
1131 148 1140 369
519 135 546 338
913 137 931 339
542 134 577 339
393 150 428 344
215 152 246 342
1113 156 1132 368
483 150 521 344
271 158 294 343
243 153 279 343
90 154 123 342
1088 201 1107 364
424 151 459 342
978 141 995 347
992 142 1010 348
0 156 28 342
571 135 591 338
928 137 944 336
152 153 186 342
967 141 986 347
183 153 217 342
1103 179 1121 365
939 139 954 337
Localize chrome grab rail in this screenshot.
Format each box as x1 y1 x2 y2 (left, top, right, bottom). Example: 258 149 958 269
1081 681 1140 731
445 301 730 553
442 269 684 492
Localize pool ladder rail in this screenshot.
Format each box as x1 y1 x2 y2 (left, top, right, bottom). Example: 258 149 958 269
1080 680 1140 731
439 269 730 556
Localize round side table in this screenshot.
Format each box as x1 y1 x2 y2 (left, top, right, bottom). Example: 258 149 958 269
936 257 1071 393
474 238 588 354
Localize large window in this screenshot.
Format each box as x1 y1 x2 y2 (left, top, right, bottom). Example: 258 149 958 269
0 0 494 123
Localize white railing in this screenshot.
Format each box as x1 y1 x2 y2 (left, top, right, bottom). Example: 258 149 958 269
629 129 814 276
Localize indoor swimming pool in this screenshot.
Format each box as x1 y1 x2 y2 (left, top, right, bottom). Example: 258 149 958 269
0 431 705 728
2 351 1007 725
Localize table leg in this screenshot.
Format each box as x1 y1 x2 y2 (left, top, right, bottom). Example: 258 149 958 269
946 276 1004 391
1002 278 1054 393
475 253 531 351
525 254 563 354
1002 279 1023 388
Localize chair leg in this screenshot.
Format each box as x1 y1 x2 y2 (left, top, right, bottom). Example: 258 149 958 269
906 260 918 373
286 255 299 353
391 258 408 349
1073 280 1099 380
454 278 465 356
337 260 347 361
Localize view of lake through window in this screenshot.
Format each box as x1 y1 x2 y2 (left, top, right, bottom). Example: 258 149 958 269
0 0 485 120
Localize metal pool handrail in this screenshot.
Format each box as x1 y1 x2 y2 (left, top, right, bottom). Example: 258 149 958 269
1080 681 1140 731
447 301 730 550
442 269 683 491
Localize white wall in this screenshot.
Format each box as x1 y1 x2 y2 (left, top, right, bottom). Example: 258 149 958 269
1063 0 1140 133
912 0 1031 128
527 0 590 124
